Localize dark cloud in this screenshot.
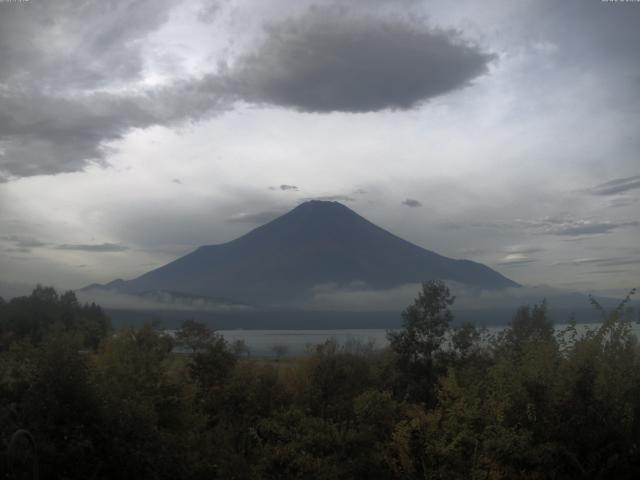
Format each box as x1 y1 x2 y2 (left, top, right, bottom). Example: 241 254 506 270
0 80 229 178
56 243 129 252
587 175 640 196
224 7 495 112
0 3 496 180
1 235 47 249
0 0 174 90
401 198 422 207
269 184 300 192
0 0 229 179
172 178 183 185
227 210 285 225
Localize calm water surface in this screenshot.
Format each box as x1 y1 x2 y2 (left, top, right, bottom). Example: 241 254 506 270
218 322 640 357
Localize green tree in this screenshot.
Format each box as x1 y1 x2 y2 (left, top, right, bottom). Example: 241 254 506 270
503 301 554 351
189 333 237 393
20 331 103 478
175 318 213 353
0 286 110 350
206 361 287 478
387 280 455 404
92 323 204 479
231 338 251 357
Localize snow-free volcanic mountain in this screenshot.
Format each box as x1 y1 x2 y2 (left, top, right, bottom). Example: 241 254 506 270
96 201 518 305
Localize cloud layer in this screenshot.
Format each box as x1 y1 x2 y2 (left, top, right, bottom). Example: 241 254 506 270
0 0 230 179
0 3 495 180
56 243 129 253
224 7 495 113
588 175 640 196
523 216 640 237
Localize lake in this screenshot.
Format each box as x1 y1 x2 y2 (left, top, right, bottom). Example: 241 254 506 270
218 322 640 357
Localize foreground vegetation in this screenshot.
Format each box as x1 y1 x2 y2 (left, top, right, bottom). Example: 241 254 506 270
0 283 639 479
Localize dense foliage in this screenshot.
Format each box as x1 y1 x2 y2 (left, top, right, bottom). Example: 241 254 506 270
0 282 639 479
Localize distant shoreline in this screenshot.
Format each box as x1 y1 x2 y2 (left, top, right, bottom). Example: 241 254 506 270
106 304 620 330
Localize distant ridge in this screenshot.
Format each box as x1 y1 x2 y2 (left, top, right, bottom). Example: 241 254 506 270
88 201 518 305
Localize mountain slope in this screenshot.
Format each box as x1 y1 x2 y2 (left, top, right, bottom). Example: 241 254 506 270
100 201 518 304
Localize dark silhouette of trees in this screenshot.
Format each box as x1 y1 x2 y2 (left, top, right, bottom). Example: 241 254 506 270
0 285 110 350
387 280 455 404
175 318 213 353
1 284 639 479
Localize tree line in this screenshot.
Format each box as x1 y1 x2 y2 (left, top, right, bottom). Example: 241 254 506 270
0 282 639 479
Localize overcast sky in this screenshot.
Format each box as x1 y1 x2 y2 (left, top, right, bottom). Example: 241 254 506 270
0 0 639 297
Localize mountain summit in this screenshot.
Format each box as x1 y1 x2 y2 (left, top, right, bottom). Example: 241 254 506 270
98 201 518 305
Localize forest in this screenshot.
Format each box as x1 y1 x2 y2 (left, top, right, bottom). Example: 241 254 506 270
0 281 639 479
